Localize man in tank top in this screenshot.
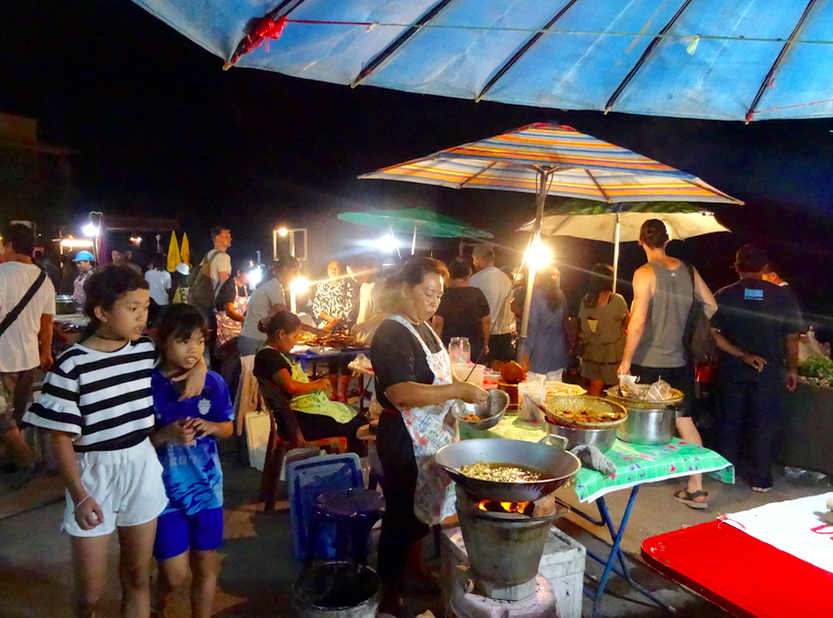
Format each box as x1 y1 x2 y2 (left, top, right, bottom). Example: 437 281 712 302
618 220 718 510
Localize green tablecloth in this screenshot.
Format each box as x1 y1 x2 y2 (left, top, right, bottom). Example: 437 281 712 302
460 415 734 503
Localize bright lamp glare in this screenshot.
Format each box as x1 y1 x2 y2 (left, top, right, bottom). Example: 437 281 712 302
277 227 289 237
83 224 100 237
525 237 552 271
289 276 309 294
247 266 263 287
376 234 397 253
61 239 94 249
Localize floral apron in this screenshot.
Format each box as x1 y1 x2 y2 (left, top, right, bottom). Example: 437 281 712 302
386 315 459 525
215 284 248 347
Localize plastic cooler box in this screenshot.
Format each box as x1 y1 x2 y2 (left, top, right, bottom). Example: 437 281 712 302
442 525 586 618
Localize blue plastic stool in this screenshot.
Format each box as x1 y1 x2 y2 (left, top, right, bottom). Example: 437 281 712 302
305 487 385 566
287 453 363 561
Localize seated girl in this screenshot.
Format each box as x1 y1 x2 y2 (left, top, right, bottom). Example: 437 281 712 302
253 311 367 454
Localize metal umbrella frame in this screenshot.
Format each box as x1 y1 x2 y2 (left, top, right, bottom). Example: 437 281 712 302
518 200 732 293
360 123 741 360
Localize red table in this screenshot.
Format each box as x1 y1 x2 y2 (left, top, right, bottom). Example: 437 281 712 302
642 520 833 617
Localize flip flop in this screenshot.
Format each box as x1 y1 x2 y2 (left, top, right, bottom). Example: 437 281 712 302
752 486 772 493
673 489 709 510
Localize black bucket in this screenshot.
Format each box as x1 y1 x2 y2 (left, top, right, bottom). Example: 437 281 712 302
291 562 381 618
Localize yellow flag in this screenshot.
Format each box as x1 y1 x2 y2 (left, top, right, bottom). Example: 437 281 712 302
180 233 191 267
166 232 181 272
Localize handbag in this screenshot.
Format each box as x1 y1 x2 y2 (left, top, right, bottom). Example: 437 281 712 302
0 268 47 339
683 262 714 364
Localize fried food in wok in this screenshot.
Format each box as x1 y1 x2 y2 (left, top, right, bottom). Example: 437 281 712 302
459 461 544 483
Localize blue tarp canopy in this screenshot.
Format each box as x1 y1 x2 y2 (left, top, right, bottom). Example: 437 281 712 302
133 0 833 122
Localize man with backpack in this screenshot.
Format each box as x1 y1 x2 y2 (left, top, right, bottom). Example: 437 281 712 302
188 227 232 367
0 223 53 486
188 226 232 310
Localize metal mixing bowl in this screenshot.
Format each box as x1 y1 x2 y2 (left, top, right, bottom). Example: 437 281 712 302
452 389 510 431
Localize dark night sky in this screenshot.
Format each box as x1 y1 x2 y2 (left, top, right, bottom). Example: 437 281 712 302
3 0 833 327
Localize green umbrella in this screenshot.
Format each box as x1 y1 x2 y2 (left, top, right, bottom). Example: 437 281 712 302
338 208 493 255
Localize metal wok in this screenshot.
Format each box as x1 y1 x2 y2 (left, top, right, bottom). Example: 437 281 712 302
435 439 581 502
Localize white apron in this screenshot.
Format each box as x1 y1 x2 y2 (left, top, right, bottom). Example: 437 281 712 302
386 315 459 526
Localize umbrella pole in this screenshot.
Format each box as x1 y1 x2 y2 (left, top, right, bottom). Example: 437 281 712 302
411 223 417 255
612 213 621 294
518 170 549 363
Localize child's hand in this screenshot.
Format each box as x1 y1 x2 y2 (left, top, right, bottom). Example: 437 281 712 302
313 378 331 393
165 418 196 446
74 495 104 530
188 418 216 439
171 360 208 401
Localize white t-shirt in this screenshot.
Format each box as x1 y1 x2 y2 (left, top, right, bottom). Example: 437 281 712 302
205 249 231 294
0 262 56 372
357 275 383 324
469 266 514 335
144 269 171 305
239 278 286 342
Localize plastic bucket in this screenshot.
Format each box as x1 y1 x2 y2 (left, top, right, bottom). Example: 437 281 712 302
292 562 381 618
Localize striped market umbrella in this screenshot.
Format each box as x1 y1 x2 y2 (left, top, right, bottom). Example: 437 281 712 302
361 122 741 359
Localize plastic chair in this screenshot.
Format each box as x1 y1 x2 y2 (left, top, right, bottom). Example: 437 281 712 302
305 487 385 566
257 379 347 511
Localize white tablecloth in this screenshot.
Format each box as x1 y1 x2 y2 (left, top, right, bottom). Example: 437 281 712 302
722 492 833 573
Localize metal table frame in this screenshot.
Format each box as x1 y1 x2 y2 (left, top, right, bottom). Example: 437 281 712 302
556 486 676 618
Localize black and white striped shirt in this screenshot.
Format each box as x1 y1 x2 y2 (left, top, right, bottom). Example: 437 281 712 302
25 336 157 452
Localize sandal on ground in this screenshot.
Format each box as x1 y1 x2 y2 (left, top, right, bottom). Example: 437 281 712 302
673 489 709 510
752 486 772 493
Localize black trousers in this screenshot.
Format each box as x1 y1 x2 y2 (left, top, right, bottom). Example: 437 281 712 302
716 376 784 488
375 410 429 585
294 409 369 456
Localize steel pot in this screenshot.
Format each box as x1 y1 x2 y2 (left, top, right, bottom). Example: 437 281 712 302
616 407 678 445
546 422 617 453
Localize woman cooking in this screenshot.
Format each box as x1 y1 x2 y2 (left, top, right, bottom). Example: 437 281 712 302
370 258 487 614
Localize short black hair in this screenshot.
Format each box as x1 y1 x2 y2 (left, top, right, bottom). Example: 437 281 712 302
736 244 769 273
155 304 208 346
1 223 35 257
83 266 149 337
211 226 229 240
447 257 472 281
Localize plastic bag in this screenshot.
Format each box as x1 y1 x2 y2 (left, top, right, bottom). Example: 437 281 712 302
618 374 641 398
645 378 672 401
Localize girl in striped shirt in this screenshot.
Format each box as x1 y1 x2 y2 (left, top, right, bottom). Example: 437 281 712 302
25 266 206 618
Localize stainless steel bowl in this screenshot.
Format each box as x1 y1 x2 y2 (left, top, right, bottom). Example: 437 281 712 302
546 423 617 453
452 390 509 431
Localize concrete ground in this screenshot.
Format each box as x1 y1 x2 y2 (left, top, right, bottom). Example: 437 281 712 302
0 454 828 618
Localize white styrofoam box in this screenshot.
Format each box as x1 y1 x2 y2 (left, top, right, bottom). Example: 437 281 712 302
244 411 271 471
539 526 585 618
441 525 586 618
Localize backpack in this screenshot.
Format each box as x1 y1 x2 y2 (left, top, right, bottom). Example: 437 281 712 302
683 262 716 364
186 251 223 310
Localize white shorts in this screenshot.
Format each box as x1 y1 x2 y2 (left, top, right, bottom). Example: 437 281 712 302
62 438 168 537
